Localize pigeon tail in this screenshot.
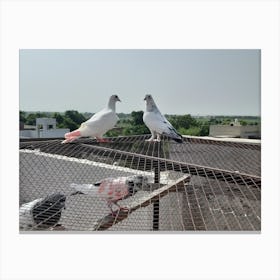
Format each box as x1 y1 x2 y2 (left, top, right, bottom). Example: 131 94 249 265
70 183 98 196
168 133 183 143
64 130 81 138
173 131 183 143
173 137 183 143
62 130 81 144
163 127 183 143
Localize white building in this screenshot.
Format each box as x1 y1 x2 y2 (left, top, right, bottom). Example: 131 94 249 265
209 120 260 139
20 118 69 138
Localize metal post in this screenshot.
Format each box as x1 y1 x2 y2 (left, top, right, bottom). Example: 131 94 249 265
153 141 161 230
153 164 160 230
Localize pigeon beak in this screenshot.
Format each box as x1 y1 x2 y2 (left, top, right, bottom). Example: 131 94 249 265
144 97 147 101
117 97 121 102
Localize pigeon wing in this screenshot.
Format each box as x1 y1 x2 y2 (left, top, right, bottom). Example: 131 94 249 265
161 116 183 141
80 109 118 137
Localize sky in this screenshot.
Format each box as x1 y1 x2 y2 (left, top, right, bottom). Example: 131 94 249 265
19 49 260 116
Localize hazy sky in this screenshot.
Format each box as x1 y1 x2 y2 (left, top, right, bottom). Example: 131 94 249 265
20 49 260 115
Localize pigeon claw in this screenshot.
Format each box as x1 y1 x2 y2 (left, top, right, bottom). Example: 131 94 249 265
145 138 160 142
96 138 111 143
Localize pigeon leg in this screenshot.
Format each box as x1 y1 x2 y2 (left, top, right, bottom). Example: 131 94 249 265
156 134 161 142
96 137 111 143
145 131 156 142
107 201 119 216
107 201 114 213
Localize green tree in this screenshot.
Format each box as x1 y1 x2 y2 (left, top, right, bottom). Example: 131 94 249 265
52 112 64 125
65 110 86 124
239 120 248 126
62 117 79 131
25 112 48 125
105 129 122 137
131 111 145 125
198 121 210 136
20 111 26 122
26 113 37 125
167 114 197 130
221 118 231 125
209 117 222 125
179 126 201 136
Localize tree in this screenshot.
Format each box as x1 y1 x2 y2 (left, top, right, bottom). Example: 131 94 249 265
179 126 201 136
239 120 248 126
65 110 86 124
221 118 231 125
62 117 79 131
198 121 210 136
209 117 222 125
131 111 145 126
52 112 64 125
123 124 149 136
20 111 26 122
25 113 37 125
167 114 197 130
25 112 48 125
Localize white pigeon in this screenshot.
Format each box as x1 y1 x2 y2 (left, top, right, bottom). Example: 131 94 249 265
62 94 121 143
143 94 183 143
70 175 149 215
19 193 67 230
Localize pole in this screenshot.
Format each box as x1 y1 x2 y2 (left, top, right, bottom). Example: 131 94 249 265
153 142 161 230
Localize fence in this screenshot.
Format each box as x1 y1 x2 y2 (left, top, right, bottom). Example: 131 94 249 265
19 135 261 232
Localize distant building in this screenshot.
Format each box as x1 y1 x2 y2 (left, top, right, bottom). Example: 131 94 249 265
209 119 260 139
20 118 70 139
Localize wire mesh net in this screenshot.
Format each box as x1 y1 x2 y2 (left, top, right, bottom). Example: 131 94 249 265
19 135 261 232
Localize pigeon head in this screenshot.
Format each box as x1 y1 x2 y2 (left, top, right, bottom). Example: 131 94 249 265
108 95 121 111
110 94 121 102
126 175 149 195
144 94 153 101
43 193 66 209
144 94 158 112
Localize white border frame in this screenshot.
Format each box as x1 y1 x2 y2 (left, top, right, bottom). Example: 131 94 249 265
1 1 279 279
